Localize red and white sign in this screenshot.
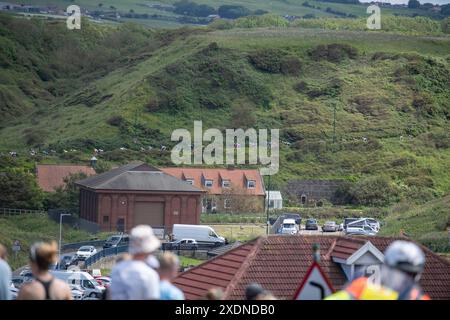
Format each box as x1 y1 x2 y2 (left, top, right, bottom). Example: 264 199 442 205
293 261 335 300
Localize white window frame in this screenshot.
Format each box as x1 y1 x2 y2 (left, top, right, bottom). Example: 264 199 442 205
204 179 213 188
185 179 194 185
247 180 256 189
222 180 231 188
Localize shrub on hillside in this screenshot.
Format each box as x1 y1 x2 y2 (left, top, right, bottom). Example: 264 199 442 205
107 115 125 127
248 48 284 73
293 81 309 93
0 171 43 209
280 56 302 76
308 43 358 63
351 176 399 207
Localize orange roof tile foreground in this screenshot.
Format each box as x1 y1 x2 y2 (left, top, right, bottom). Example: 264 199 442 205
173 235 450 300
36 164 96 192
161 167 265 196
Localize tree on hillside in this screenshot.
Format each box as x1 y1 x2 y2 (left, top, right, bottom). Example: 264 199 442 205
408 0 421 9
218 5 252 19
230 100 256 129
0 171 43 209
44 172 87 214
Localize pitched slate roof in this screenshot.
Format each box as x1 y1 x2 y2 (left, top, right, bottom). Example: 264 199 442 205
36 164 96 192
173 235 450 300
76 162 203 193
160 167 265 196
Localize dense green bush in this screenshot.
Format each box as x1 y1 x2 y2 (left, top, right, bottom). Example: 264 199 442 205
308 43 358 63
0 170 43 209
249 49 302 75
351 176 399 207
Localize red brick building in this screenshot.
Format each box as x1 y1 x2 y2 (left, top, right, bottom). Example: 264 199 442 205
173 235 450 300
76 162 204 233
161 167 266 213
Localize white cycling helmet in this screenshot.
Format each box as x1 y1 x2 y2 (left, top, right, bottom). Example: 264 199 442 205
384 240 425 275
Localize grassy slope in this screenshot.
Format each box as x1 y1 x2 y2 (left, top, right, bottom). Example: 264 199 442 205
2 24 448 189
0 214 107 269
379 196 450 252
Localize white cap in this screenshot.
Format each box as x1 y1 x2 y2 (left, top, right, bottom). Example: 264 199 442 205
129 225 160 255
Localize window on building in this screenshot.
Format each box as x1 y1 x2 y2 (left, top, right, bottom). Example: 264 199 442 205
103 216 109 224
269 200 275 208
185 179 194 185
204 179 213 188
247 180 256 189
222 180 231 188
224 199 231 209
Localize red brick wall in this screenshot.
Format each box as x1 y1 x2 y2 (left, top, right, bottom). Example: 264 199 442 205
88 191 201 232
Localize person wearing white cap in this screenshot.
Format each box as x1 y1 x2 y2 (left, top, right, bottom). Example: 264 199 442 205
109 225 161 300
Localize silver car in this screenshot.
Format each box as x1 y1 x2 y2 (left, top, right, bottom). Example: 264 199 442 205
322 221 338 232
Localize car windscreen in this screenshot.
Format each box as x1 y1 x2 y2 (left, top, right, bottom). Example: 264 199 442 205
283 224 295 228
108 236 121 242
79 247 91 251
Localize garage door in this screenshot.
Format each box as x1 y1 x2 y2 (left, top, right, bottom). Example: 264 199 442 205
134 202 164 227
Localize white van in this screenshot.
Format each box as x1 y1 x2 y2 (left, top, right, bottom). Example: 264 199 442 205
51 270 105 299
281 219 298 235
172 224 225 245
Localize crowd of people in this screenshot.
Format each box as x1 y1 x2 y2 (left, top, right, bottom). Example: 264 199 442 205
0 224 431 300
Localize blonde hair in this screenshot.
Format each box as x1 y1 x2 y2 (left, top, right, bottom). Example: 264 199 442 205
157 252 179 272
30 241 58 271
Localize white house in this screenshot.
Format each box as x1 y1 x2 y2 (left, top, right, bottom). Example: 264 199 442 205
266 191 283 210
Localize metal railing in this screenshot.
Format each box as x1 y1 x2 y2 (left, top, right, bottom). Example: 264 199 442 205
0 208 46 216
84 245 129 268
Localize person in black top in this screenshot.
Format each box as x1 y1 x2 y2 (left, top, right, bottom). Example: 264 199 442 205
18 241 72 300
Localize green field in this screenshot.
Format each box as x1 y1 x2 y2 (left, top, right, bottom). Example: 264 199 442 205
5 0 447 28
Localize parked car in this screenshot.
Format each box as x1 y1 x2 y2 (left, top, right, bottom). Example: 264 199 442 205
280 219 298 235
19 269 33 281
11 276 28 289
69 284 85 300
94 276 112 289
59 254 78 270
345 221 378 236
103 234 130 249
343 218 359 230
10 285 18 300
172 224 225 246
51 270 105 298
365 218 381 232
322 221 338 232
164 238 198 250
76 246 97 260
283 213 302 225
305 218 319 230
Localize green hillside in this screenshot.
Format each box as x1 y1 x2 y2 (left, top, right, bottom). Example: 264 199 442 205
0 214 103 269
5 0 448 28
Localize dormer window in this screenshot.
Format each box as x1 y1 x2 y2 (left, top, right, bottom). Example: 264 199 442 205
222 180 231 188
185 179 194 185
204 179 213 188
247 180 256 189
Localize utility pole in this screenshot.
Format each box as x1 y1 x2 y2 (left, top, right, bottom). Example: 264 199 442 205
332 101 337 144
266 174 271 235
58 213 71 267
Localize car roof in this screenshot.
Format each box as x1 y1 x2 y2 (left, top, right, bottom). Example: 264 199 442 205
282 219 296 223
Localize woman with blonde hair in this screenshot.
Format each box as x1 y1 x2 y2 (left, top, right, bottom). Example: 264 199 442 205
18 241 72 300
